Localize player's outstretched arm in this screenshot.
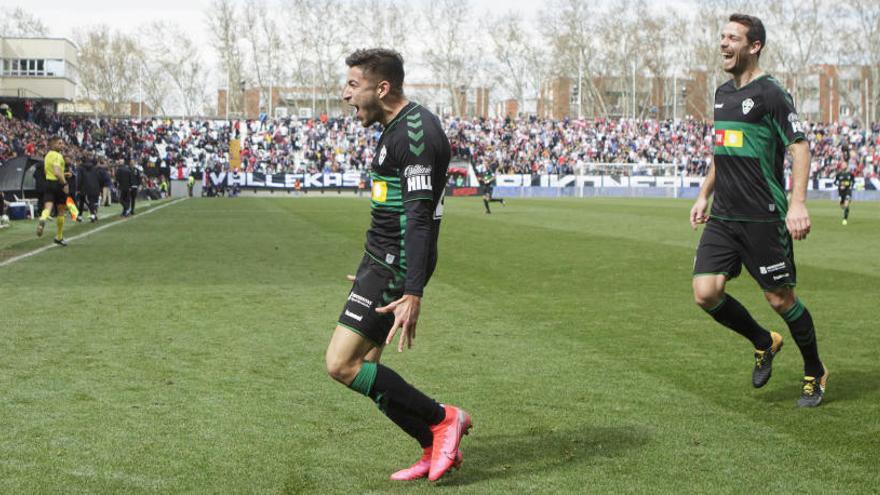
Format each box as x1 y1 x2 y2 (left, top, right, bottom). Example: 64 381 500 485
787 140 811 241
690 159 715 229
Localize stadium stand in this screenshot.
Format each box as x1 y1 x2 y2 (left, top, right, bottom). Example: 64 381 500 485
3 111 879 185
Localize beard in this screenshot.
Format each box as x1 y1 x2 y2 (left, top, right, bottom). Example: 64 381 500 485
358 101 383 127
723 50 752 75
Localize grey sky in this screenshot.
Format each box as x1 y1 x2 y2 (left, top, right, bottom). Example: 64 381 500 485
7 0 543 42
6 0 547 88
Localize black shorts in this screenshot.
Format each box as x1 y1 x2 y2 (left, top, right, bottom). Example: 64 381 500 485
43 181 67 205
693 218 796 290
480 185 493 197
839 189 852 203
337 254 405 347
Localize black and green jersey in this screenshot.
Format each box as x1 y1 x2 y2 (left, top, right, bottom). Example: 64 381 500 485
711 74 805 222
480 171 495 186
365 101 450 296
834 170 855 191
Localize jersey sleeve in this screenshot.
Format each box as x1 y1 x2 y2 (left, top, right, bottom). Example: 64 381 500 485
767 85 806 146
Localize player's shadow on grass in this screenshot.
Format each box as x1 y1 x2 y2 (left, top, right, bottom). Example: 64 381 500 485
756 368 880 405
436 425 651 486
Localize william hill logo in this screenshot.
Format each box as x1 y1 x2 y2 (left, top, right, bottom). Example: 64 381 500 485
714 129 744 148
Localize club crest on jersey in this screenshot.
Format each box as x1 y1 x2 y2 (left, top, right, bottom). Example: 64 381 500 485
742 98 754 115
378 146 387 165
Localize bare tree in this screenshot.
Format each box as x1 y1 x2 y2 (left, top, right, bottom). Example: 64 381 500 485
539 0 607 118
0 7 49 37
75 25 141 116
242 0 285 116
140 22 209 117
841 0 880 124
205 0 246 116
356 0 410 49
486 11 532 111
281 0 351 116
422 0 480 116
766 0 836 108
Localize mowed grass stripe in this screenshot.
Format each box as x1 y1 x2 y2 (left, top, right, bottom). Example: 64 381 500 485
1 197 877 494
425 200 878 487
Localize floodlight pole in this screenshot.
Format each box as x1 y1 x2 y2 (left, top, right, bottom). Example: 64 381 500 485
226 65 230 120
577 50 583 119
138 63 143 120
673 75 677 122
632 61 636 120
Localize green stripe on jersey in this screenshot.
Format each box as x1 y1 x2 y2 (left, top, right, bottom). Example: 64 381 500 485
372 174 400 183
713 120 773 159
759 115 788 216
398 213 407 270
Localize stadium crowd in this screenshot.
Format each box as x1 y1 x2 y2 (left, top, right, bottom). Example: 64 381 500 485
3 108 879 183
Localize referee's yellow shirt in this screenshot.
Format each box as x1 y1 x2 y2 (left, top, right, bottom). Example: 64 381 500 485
44 150 66 181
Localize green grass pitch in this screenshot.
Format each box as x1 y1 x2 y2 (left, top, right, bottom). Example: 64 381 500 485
1 196 878 494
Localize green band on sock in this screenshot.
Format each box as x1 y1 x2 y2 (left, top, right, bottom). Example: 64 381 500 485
782 299 806 323
349 361 377 397
706 296 728 314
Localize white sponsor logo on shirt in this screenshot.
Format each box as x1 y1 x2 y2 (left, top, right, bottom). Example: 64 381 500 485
407 175 432 192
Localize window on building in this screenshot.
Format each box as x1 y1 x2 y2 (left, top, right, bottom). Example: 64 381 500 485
1 58 67 77
45 59 65 77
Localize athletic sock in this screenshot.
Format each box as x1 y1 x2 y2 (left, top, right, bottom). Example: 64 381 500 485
382 402 433 447
483 199 491 213
844 207 850 220
704 294 772 349
781 299 823 377
349 362 444 442
40 207 51 221
55 216 64 239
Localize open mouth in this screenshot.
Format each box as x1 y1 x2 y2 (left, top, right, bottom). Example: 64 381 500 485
722 51 734 61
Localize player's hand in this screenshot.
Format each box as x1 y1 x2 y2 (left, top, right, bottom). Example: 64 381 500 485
376 294 421 352
62 184 69 194
786 201 811 240
690 197 709 229
345 274 356 282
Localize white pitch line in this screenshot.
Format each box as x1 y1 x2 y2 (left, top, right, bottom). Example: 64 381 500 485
0 198 186 268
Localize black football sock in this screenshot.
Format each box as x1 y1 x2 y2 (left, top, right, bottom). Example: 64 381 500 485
382 403 433 448
483 199 491 213
781 299 824 377
490 198 503 203
704 295 772 349
844 207 850 219
373 364 446 425
348 362 435 446
349 362 445 425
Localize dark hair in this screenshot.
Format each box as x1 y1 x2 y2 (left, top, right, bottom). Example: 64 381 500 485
345 48 405 95
729 14 766 59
